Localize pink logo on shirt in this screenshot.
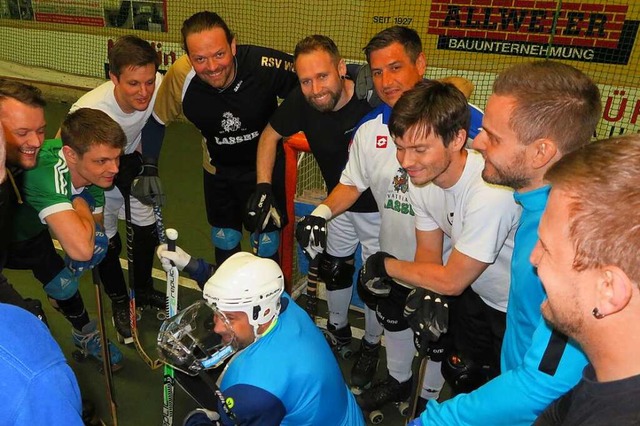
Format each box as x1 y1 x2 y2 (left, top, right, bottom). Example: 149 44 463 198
376 136 388 148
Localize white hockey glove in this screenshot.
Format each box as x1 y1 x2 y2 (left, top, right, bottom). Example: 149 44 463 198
183 408 220 426
156 243 191 272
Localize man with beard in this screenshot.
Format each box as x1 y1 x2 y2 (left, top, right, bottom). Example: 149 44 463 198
532 134 640 425
153 11 298 266
409 61 601 425
254 34 382 388
157 251 366 426
296 26 483 416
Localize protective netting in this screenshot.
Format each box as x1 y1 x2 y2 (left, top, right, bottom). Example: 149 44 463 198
1 0 638 138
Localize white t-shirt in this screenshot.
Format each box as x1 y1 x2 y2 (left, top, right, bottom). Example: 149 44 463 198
340 105 418 267
69 72 163 154
409 149 520 311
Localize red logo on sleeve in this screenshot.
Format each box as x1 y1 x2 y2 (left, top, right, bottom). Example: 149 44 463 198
376 136 388 148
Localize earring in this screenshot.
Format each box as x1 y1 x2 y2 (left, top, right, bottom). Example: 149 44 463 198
340 75 345 80
592 307 605 319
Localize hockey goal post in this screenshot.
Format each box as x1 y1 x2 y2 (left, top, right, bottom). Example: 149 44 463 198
281 132 326 295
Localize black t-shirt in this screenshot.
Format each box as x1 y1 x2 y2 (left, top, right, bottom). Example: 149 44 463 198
182 45 298 169
535 364 640 425
0 168 21 269
270 84 377 213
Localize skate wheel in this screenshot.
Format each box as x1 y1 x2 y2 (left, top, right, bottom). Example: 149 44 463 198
339 347 354 360
72 350 86 362
398 401 410 417
369 410 384 424
351 386 363 395
116 333 124 344
157 311 167 321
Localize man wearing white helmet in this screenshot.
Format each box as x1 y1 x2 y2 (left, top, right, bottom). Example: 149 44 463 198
156 249 365 426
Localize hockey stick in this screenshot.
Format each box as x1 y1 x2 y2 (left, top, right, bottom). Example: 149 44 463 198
162 228 179 426
405 355 429 425
198 370 238 425
306 255 320 321
125 195 162 369
92 267 118 426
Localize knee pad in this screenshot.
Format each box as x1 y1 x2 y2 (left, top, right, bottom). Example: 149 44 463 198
319 253 355 291
251 230 280 257
441 352 490 395
44 267 79 301
211 227 242 251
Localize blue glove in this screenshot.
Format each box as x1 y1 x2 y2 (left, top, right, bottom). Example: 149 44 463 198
92 223 108 265
408 417 424 426
65 223 108 277
71 190 96 212
183 408 220 426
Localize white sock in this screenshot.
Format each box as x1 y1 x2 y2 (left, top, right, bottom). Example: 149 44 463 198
385 328 415 384
326 287 353 329
363 305 384 345
421 360 445 400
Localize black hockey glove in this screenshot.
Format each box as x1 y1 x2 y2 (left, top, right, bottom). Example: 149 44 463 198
244 183 282 232
358 251 396 297
114 152 142 196
131 157 166 207
403 287 449 358
296 215 327 260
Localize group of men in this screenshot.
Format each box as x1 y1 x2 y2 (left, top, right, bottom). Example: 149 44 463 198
0 8 639 426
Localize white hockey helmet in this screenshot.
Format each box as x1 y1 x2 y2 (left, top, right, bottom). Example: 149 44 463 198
203 252 284 338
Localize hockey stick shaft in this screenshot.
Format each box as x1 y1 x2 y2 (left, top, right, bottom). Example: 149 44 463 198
405 356 429 425
306 255 320 321
198 371 238 425
92 268 118 425
162 228 179 426
125 196 162 369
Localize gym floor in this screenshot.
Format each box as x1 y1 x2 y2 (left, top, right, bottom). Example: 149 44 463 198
4 100 444 425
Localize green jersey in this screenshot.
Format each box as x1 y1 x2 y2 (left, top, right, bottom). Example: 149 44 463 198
12 139 105 242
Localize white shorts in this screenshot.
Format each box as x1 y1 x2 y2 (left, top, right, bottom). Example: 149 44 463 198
103 186 155 238
326 211 381 262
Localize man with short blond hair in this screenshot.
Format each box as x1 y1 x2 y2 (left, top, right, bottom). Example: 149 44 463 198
532 134 640 425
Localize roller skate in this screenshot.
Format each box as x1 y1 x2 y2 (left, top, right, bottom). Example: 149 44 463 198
111 295 133 345
356 375 412 424
323 323 354 360
72 320 124 372
350 339 380 395
136 287 168 320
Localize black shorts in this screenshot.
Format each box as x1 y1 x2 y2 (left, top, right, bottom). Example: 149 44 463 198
6 230 65 286
448 286 506 377
203 154 287 232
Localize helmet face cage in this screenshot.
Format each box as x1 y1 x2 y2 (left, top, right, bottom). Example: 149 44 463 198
157 300 238 375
